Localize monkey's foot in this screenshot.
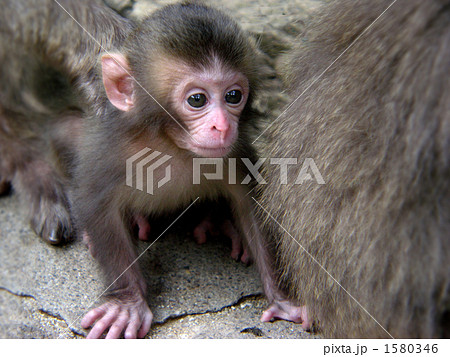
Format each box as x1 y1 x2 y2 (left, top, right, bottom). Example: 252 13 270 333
134 215 151 241
193 216 218 244
261 301 311 330
222 219 251 264
193 217 250 263
31 201 73 245
81 299 153 339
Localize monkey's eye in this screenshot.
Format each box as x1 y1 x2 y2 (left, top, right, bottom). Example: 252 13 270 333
187 93 207 108
225 90 242 104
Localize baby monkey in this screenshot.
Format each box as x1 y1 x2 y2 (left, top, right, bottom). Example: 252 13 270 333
0 0 304 338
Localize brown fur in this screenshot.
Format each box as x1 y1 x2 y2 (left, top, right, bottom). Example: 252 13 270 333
0 0 131 243
258 0 450 338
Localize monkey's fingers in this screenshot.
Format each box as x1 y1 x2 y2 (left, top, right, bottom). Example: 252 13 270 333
82 304 120 339
261 302 311 330
137 310 153 339
81 306 105 329
123 311 140 339
105 312 130 339
125 306 153 339
81 300 153 339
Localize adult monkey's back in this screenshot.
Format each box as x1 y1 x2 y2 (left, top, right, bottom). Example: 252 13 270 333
0 0 131 243
258 0 450 338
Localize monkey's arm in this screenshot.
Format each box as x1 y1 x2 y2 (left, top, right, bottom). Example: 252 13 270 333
73 151 153 339
79 205 152 339
229 188 311 328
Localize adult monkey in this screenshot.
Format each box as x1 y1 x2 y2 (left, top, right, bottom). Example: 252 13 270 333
258 0 450 338
0 0 304 338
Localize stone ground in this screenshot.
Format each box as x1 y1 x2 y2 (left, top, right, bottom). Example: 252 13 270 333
0 0 323 339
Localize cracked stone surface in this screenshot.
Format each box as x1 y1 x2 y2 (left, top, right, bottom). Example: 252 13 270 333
0 194 315 338
0 0 323 339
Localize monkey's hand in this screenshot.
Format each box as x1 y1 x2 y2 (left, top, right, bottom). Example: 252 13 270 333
81 298 153 339
261 301 311 330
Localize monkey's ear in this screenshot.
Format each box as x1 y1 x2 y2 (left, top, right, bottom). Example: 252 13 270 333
102 53 135 111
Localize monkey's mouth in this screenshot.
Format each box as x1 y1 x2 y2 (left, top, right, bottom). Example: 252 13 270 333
192 145 232 158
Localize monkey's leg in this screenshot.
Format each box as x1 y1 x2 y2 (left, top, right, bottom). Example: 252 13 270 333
135 212 249 262
229 189 311 328
0 112 72 244
79 209 152 339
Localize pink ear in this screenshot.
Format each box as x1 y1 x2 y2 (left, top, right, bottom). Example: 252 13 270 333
102 53 134 111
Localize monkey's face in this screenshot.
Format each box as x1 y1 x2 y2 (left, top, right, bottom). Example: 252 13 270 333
101 53 249 158
167 63 249 158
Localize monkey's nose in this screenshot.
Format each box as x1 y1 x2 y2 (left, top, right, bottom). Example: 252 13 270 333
211 118 230 144
211 126 230 146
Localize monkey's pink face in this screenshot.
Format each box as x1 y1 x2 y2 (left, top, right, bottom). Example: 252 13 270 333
169 65 249 157
101 54 249 158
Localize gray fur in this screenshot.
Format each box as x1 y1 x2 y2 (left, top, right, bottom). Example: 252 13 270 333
258 0 450 338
